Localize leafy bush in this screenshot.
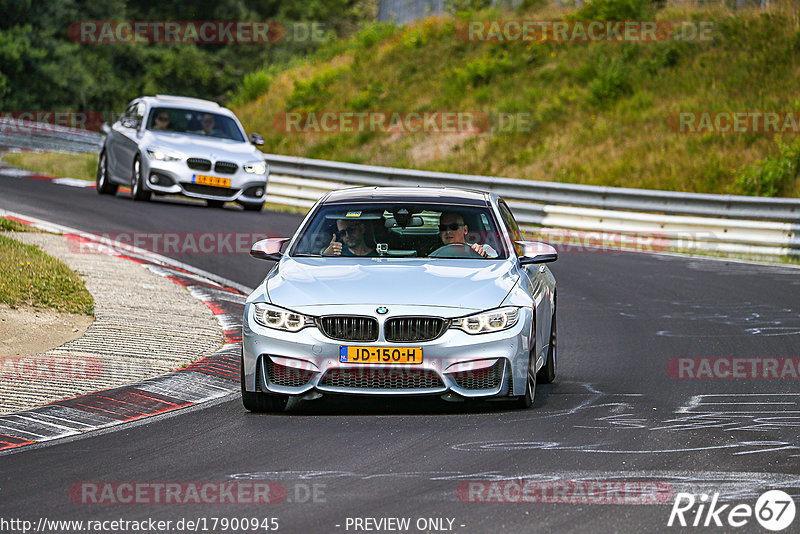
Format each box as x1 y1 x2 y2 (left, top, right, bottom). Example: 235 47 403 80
573 0 652 20
588 57 632 107
238 71 273 104
285 67 344 111
353 23 399 51
445 0 492 14
451 51 516 87
733 138 800 197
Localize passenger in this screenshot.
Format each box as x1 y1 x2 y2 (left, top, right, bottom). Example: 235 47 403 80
154 111 171 131
437 211 497 258
199 113 221 136
322 219 377 256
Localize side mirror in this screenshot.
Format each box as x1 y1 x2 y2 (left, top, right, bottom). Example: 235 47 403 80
100 123 111 135
250 238 289 261
516 241 558 265
249 133 265 146
120 117 140 129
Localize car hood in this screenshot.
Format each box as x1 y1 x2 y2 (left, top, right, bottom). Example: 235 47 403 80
143 131 263 160
265 258 519 312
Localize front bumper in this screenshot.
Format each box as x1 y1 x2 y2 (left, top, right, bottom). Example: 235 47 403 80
242 304 533 399
142 157 267 203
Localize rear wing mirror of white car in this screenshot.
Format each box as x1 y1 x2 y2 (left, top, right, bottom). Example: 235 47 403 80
251 238 290 261
516 241 558 265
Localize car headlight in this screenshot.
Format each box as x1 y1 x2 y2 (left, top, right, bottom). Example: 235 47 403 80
146 147 183 161
253 303 314 332
244 161 267 174
450 306 520 334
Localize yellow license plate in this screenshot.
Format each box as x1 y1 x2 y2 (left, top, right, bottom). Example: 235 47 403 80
339 346 423 364
193 174 231 188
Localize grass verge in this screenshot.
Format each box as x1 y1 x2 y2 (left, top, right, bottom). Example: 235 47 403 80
0 227 94 315
232 0 800 198
2 152 97 182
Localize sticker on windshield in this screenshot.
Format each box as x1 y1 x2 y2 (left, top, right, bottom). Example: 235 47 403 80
346 211 362 217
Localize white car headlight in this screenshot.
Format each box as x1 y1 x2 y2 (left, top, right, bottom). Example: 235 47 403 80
450 306 520 334
146 147 183 161
253 303 314 332
244 161 267 174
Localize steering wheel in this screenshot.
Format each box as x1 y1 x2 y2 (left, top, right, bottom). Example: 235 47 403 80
429 242 483 258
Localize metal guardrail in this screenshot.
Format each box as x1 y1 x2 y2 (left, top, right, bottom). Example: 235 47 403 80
266 155 800 222
0 123 795 257
0 119 103 154
265 154 799 257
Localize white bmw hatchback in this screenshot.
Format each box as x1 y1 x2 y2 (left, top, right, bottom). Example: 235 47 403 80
97 94 268 211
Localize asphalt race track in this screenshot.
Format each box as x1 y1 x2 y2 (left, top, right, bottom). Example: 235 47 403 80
2 170 800 533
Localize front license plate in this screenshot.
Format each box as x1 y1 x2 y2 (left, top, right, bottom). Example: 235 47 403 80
193 174 231 188
339 346 423 364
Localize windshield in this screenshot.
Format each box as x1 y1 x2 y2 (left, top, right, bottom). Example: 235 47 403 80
146 107 245 142
291 203 509 259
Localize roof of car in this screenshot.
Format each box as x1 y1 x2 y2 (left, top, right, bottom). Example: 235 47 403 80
322 187 490 206
144 95 227 113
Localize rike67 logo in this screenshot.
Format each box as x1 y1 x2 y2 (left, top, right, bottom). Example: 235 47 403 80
668 490 796 531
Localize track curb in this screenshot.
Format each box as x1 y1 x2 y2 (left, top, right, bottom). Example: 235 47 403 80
0 210 252 454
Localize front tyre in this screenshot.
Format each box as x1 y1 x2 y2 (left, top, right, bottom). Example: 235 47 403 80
96 150 118 195
537 308 557 384
240 356 288 413
130 155 151 201
513 363 536 409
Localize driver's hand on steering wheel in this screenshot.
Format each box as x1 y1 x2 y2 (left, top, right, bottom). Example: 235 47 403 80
470 243 488 257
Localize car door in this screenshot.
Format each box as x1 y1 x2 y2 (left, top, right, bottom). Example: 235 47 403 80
109 100 144 181
498 200 552 364
106 102 132 179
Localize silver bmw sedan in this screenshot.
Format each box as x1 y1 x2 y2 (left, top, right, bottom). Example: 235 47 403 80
241 187 558 411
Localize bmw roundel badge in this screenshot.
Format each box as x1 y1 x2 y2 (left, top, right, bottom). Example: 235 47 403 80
376 307 389 315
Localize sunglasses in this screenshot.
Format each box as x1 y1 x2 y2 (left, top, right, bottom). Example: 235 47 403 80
438 222 464 232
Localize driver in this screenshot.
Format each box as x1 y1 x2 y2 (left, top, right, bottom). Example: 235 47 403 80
322 219 377 256
438 211 497 258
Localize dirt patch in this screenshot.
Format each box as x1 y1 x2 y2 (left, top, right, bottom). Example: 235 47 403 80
0 303 93 359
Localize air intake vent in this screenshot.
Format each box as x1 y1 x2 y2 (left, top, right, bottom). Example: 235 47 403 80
451 360 504 390
317 316 378 342
182 184 236 198
187 158 212 171
214 161 238 174
385 317 447 342
320 368 444 390
266 358 315 387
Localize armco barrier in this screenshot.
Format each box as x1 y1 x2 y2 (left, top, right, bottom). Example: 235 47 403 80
264 155 799 257
1 123 796 257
